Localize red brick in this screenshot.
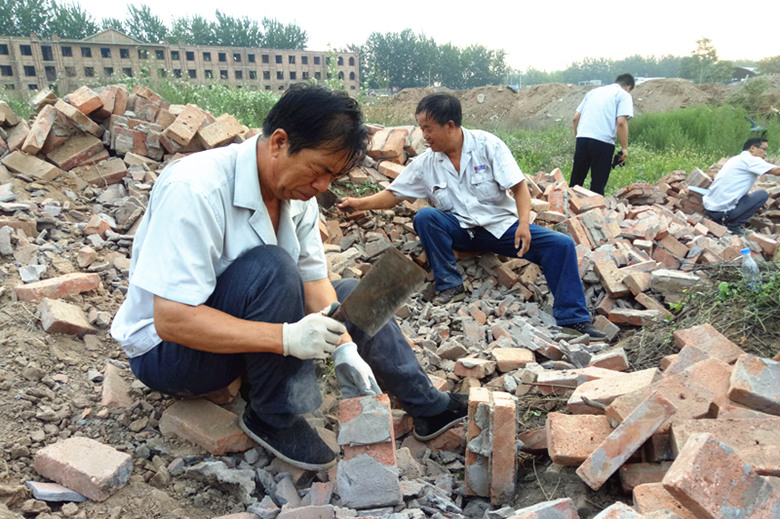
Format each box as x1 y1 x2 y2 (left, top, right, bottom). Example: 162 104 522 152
594 261 630 298
465 387 491 497
663 433 780 518
662 345 710 375
490 392 517 504
33 437 132 501
454 357 496 379
101 363 133 408
670 418 780 476
426 423 465 453
538 366 623 396
339 394 396 467
564 216 593 248
38 298 97 337
73 157 128 186
632 483 696 519
593 502 643 518
16 272 101 303
84 214 112 238
377 161 405 180
492 347 535 372
380 128 408 163
21 104 56 154
588 347 629 371
511 498 579 518
54 99 103 137
727 354 780 415
201 377 241 405
577 392 676 490
163 104 208 146
2 150 63 181
0 217 37 237
518 427 547 452
159 398 257 455
634 292 671 318
546 412 612 466
567 368 659 414
197 113 243 149
67 86 102 114
672 323 743 362
623 271 651 295
619 462 673 492
46 134 107 171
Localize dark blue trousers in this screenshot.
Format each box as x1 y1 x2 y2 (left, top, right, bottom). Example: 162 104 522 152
413 207 591 326
129 245 448 427
705 190 768 229
570 137 615 195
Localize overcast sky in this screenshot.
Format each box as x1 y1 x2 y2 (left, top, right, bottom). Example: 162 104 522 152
74 0 780 71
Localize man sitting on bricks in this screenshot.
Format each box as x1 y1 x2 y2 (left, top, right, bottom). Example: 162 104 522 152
703 137 779 236
110 85 467 471
339 93 606 340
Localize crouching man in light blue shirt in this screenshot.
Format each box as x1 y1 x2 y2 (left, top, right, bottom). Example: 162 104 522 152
340 93 605 340
111 85 465 471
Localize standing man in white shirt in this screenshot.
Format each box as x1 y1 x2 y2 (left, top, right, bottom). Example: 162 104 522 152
339 93 606 340
704 137 778 235
111 85 467 472
570 74 635 195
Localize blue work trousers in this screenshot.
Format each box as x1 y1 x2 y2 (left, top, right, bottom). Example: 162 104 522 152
413 207 591 326
705 190 768 229
129 245 448 427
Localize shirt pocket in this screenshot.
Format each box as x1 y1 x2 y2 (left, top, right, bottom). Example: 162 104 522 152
432 183 454 212
471 168 503 203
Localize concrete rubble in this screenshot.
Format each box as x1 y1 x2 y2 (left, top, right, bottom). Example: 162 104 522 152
0 84 779 518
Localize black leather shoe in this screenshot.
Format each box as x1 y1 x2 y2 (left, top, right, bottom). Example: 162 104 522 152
240 409 336 471
433 285 466 305
413 393 468 441
562 321 608 340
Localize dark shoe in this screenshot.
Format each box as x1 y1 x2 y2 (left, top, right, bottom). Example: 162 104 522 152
413 393 468 441
433 284 466 305
240 409 336 471
561 321 608 340
727 225 744 236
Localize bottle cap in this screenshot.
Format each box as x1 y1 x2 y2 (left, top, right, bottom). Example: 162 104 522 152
740 248 751 255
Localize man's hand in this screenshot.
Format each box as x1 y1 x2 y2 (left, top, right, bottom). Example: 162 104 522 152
619 148 627 164
337 197 361 212
282 311 346 359
514 224 531 258
331 342 381 398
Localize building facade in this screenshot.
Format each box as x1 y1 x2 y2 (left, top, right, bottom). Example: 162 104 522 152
0 30 360 94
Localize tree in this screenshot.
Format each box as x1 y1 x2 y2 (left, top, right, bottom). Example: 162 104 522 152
758 55 780 75
680 37 731 83
170 15 216 45
261 17 307 50
48 1 99 39
9 0 51 37
435 43 463 88
213 11 261 47
460 44 506 88
101 17 125 32
125 4 167 44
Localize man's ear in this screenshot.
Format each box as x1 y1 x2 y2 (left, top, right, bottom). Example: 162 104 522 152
268 129 289 157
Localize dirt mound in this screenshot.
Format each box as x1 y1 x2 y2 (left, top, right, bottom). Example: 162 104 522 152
632 78 725 114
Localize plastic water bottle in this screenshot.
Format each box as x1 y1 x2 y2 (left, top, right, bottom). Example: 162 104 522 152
740 248 761 290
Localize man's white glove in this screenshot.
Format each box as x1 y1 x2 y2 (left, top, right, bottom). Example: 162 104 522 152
331 342 381 399
282 311 346 359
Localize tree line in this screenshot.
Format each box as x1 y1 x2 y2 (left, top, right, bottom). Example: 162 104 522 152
0 0 307 49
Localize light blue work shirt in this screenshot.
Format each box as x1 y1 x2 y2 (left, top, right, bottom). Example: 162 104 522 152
575 83 634 144
703 150 775 212
111 135 328 358
387 127 525 239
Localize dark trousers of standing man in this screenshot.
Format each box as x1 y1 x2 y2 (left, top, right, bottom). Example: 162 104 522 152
570 137 615 195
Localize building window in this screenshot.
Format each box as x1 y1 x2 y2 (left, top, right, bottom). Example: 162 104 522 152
235 70 242 79
104 67 114 76
158 68 167 78
186 51 194 61
44 65 55 81
278 85 284 90
326 57 331 65
301 56 308 65
233 53 241 62
20 44 32 56
248 54 255 63
262 54 269 63
314 56 320 65
120 48 129 59
171 50 179 60
84 66 94 77
101 47 111 58
264 85 270 90
276 71 283 80
315 71 321 80
23 65 35 76
289 71 296 80
249 70 256 79
28 84 37 90
155 49 164 60
173 69 182 78
41 46 53 61
61 46 72 57
302 71 309 80
138 49 148 59
350 85 356 90
338 71 344 80
188 69 196 78
263 71 270 80
205 69 213 79
122 67 132 77
0 65 11 76
65 66 76 77
81 47 92 58
288 55 295 64
220 70 228 79
337 56 343 66
203 51 211 61
349 57 355 66
350 72 355 80
275 55 282 64
4 84 14 90
0 44 8 55
217 52 225 62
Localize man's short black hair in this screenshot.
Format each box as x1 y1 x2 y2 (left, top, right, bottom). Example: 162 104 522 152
263 84 368 174
415 93 462 127
743 137 768 151
615 74 635 90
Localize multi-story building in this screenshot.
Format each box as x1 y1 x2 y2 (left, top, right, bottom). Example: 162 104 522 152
0 29 360 94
